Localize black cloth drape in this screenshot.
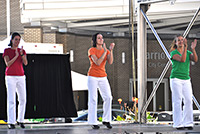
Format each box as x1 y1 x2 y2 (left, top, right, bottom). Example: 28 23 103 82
0 54 77 119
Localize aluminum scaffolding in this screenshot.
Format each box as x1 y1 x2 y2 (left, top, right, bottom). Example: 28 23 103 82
137 0 200 123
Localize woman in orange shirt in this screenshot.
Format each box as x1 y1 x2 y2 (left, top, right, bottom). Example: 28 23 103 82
87 33 115 129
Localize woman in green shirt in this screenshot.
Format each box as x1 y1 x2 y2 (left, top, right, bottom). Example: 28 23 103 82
170 35 198 130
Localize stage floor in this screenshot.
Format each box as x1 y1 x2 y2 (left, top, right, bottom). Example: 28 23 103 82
0 122 200 134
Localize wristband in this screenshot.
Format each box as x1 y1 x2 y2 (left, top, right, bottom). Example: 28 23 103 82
21 54 24 56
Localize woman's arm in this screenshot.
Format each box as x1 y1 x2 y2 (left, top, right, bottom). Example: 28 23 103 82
107 43 115 64
21 55 28 66
20 46 28 66
107 50 113 64
91 43 107 66
172 49 187 62
4 49 19 67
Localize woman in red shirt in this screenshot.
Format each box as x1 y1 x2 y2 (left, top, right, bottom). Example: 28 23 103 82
3 32 28 129
87 33 115 129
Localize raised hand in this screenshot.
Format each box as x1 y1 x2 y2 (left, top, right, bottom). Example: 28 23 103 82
191 39 197 50
109 43 115 50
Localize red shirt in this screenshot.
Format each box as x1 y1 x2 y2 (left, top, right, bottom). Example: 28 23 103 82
3 48 26 76
87 47 110 77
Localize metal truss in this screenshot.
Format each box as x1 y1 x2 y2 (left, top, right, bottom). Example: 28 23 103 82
137 2 200 122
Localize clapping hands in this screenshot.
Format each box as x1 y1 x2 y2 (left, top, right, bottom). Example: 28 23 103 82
109 43 115 51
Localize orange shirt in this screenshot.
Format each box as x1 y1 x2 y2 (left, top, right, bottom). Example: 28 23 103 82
88 47 110 77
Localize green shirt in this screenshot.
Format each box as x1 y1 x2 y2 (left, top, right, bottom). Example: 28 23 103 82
170 49 192 80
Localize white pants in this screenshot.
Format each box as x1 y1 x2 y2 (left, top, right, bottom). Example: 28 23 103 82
5 76 27 124
87 76 113 125
170 78 193 128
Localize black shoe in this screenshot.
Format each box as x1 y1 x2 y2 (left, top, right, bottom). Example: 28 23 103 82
8 124 15 129
17 122 25 128
102 122 112 129
176 127 184 130
185 126 193 130
92 125 100 129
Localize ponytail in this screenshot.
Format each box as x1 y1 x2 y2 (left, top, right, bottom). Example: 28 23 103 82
169 34 182 52
8 40 12 47
169 38 177 52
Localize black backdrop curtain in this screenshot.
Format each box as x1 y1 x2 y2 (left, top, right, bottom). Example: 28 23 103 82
0 54 77 119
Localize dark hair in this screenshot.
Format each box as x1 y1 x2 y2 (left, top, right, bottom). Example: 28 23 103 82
8 32 21 47
169 34 183 52
92 33 101 47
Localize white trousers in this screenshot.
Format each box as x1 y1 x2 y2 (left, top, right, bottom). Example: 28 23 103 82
170 78 193 128
5 76 27 124
87 76 113 125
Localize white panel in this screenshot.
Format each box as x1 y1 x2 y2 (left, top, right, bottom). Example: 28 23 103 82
43 1 124 9
148 1 200 13
25 3 43 9
21 7 128 18
20 0 129 23
22 0 43 2
67 19 128 27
